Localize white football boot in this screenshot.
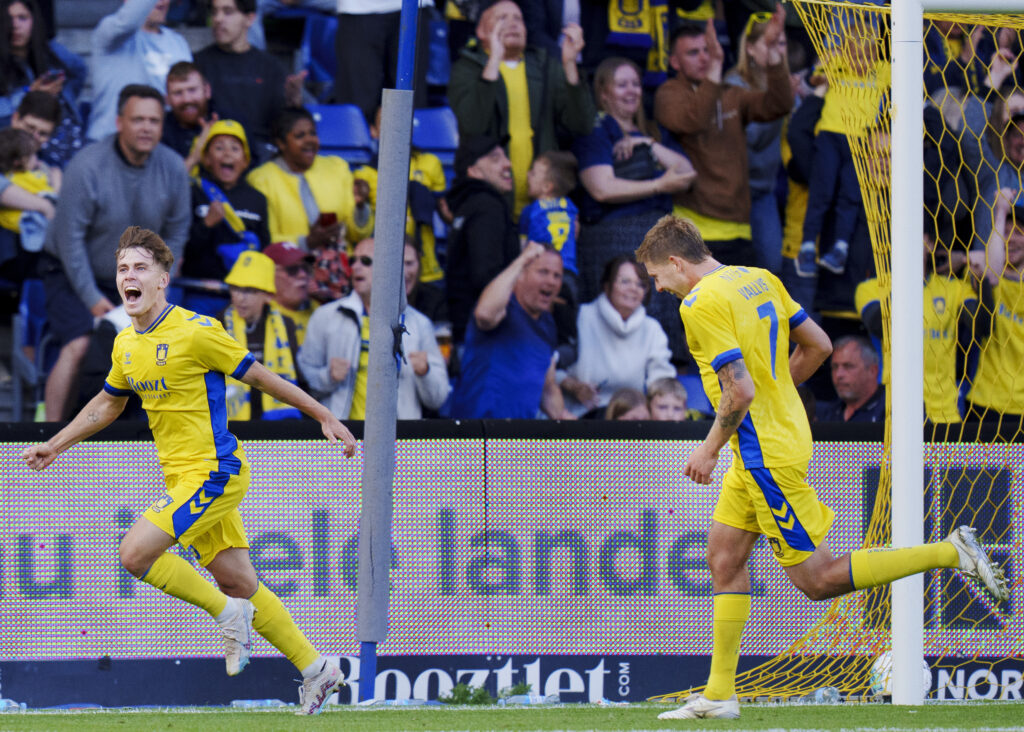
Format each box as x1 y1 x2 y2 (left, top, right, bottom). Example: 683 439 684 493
946 525 1009 602
657 693 740 719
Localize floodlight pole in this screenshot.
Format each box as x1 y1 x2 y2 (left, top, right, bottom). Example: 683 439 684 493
356 0 418 703
890 0 925 706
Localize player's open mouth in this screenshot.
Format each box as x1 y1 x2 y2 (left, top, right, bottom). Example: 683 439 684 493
124 286 142 304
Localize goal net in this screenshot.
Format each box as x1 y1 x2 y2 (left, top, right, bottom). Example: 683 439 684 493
651 0 1023 703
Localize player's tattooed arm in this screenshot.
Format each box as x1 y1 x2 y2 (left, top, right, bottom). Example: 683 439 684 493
683 357 755 484
716 359 751 434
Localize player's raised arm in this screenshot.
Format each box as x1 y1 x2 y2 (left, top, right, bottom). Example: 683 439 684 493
21 390 128 471
685 358 755 484
240 361 357 457
789 317 833 385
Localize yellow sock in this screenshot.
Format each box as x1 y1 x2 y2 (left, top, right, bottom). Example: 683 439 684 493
704 593 750 701
249 583 320 671
850 542 958 589
142 552 228 617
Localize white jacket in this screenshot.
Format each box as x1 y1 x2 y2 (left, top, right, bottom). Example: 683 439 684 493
561 293 675 417
297 290 450 419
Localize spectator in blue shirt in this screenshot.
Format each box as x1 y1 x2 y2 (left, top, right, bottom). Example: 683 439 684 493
451 241 575 420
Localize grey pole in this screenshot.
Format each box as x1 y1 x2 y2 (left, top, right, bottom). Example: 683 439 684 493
355 83 414 694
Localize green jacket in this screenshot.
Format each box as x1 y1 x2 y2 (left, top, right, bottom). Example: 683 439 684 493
448 40 595 156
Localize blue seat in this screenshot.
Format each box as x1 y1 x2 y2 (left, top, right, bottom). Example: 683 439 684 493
309 104 376 165
300 13 339 100
412 107 459 179
11 279 56 421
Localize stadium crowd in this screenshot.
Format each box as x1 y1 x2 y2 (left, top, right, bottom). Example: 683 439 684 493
1 0 1023 435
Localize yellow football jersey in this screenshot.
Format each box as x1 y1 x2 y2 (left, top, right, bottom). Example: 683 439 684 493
816 58 890 137
857 274 976 423
104 305 254 476
969 277 1024 412
680 266 812 469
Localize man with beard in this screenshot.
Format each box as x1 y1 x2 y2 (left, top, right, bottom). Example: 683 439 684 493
162 62 216 168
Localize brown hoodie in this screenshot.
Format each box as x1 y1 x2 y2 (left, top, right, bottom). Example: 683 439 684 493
654 62 793 227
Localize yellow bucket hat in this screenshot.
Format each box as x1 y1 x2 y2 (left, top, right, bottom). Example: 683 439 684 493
200 119 251 163
225 250 276 294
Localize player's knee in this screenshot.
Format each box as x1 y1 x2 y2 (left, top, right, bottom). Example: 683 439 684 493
215 568 259 598
118 543 149 578
706 550 743 582
794 577 833 602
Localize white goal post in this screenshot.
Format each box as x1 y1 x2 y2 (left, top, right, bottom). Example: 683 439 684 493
890 0 1024 706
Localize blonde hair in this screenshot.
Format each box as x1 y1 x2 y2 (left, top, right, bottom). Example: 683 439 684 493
729 13 774 89
593 57 659 140
647 377 687 406
635 214 711 265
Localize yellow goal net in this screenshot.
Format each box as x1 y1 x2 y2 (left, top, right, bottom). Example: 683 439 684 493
651 0 1023 703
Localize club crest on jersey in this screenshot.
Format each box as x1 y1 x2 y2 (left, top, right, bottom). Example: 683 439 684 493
156 343 169 366
933 296 946 315
124 351 132 365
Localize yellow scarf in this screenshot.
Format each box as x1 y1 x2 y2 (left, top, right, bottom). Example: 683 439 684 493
224 304 300 420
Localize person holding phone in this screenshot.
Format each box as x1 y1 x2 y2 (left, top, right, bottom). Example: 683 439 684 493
0 0 88 167
247 106 373 252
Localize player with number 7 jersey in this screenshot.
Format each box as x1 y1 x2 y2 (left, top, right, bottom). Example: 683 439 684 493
635 215 1007 722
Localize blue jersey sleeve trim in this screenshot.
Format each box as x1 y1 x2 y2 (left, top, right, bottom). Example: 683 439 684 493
789 309 809 328
711 348 743 372
231 353 256 380
103 382 133 397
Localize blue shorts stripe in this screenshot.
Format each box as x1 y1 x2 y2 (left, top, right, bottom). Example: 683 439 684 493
750 467 816 552
170 470 229 538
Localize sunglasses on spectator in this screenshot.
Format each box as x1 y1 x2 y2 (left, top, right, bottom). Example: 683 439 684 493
744 10 773 36
354 255 373 267
282 264 312 277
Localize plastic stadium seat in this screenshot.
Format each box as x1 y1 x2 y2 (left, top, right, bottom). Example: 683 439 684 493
308 104 376 165
300 13 339 100
11 279 56 421
412 107 459 178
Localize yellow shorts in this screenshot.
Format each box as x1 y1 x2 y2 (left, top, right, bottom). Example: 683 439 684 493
144 465 250 567
712 461 835 567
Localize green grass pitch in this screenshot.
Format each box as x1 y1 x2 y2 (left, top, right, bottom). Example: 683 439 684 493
0 702 1020 731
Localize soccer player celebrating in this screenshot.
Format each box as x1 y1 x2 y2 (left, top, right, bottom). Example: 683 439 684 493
21 226 356 715
635 215 1008 721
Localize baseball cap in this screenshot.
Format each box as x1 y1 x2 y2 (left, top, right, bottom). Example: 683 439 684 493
225 250 276 294
265 241 315 268
454 133 509 178
200 119 251 163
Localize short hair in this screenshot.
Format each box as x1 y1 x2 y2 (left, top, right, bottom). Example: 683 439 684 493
668 23 705 53
116 226 175 272
0 128 38 173
117 84 165 115
604 388 649 420
647 377 687 405
16 90 61 125
834 335 879 368
166 61 204 85
635 214 711 264
535 150 577 198
221 0 257 12
272 107 316 144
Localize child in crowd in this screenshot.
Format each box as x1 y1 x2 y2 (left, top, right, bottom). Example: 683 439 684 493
0 127 60 237
796 29 889 278
605 388 651 420
520 150 580 301
0 127 60 278
647 377 704 421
